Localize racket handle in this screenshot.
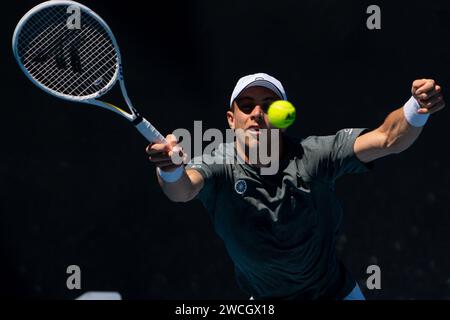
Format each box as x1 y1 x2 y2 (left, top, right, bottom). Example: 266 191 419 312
135 118 167 144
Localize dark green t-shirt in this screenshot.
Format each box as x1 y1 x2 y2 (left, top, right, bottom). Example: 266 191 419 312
186 128 372 300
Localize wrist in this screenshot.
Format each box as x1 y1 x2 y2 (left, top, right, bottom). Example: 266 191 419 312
157 166 184 183
403 96 429 127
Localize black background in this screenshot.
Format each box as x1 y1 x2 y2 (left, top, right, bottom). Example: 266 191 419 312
1 0 449 300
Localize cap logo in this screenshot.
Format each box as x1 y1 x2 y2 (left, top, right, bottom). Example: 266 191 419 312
234 180 247 195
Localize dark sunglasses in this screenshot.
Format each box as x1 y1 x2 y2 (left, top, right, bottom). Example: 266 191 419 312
234 99 276 114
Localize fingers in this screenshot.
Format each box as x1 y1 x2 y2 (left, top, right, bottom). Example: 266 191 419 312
168 145 187 166
418 99 446 114
416 85 441 101
412 79 427 95
166 134 178 147
419 94 443 108
145 134 178 155
149 147 184 162
146 143 167 155
149 154 172 162
412 79 433 95
145 133 186 168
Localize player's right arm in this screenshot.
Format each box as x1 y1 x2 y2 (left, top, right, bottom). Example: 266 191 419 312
146 134 204 203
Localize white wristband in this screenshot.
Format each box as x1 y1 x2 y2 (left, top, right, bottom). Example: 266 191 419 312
157 166 184 183
403 96 429 127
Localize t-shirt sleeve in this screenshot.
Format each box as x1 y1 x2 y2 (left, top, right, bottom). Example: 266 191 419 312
185 154 223 213
300 128 374 182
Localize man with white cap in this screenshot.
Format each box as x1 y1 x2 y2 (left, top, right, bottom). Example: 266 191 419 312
146 73 445 300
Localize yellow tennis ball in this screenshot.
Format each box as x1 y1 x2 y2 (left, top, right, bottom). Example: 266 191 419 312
267 100 296 129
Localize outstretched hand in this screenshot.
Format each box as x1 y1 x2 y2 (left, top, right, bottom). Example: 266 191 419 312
146 134 186 172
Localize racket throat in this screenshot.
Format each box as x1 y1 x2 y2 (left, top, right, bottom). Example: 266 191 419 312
131 115 144 126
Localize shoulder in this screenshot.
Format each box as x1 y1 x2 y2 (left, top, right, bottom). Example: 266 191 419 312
187 142 234 179
294 128 371 180
299 128 368 151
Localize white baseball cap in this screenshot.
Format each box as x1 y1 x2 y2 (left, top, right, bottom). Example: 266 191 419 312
229 72 287 108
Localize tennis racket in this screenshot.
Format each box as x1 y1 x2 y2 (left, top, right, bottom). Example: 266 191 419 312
12 0 167 144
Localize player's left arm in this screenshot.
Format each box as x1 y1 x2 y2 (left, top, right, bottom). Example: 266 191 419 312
354 79 445 163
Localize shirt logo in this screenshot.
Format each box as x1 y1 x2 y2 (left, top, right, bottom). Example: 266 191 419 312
234 180 247 195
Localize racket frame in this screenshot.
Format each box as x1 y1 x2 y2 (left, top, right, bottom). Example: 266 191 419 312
12 0 167 143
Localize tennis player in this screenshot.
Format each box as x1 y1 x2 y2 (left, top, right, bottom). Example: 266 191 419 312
146 73 445 300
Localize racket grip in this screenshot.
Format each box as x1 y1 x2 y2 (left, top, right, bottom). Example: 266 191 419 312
135 118 167 144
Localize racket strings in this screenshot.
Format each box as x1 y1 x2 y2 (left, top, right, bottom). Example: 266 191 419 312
20 10 67 62
48 29 115 94
42 17 115 94
31 25 100 85
16 5 118 99
21 8 73 69
64 36 116 95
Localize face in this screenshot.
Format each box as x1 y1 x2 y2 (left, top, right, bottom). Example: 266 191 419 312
227 86 280 154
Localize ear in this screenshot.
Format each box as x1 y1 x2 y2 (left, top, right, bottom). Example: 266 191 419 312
226 110 235 129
